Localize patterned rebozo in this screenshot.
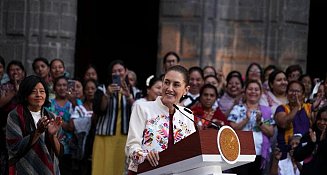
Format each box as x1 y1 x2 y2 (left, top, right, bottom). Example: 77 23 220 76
6 105 63 175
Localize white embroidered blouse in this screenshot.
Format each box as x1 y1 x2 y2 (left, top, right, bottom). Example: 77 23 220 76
125 96 197 172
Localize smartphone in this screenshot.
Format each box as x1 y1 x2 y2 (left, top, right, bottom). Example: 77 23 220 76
112 74 121 86
68 80 75 91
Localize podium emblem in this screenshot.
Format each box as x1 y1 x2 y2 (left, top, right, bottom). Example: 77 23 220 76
217 126 240 164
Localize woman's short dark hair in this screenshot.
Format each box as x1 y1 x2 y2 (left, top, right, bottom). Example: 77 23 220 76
7 60 25 75
285 64 303 78
264 65 277 76
165 65 189 86
203 65 217 76
226 70 244 88
53 75 68 88
268 69 285 90
316 105 327 121
32 57 49 72
17 75 50 107
83 78 98 90
50 58 65 68
204 74 219 82
108 59 126 76
163 51 180 64
245 62 263 82
200 83 218 98
188 66 204 80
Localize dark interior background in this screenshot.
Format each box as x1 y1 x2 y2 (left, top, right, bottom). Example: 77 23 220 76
75 0 325 90
75 0 160 93
306 1 326 80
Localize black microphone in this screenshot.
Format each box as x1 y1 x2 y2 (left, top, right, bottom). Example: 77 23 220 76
173 104 220 130
173 104 196 124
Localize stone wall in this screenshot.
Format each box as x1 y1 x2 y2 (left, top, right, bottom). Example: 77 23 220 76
157 0 310 76
0 0 77 76
0 0 310 77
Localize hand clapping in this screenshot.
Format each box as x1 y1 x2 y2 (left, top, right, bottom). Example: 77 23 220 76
36 116 50 133
36 116 62 135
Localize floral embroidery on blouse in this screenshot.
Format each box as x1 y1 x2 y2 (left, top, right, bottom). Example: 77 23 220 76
141 114 194 152
143 114 169 151
128 104 197 172
175 120 192 142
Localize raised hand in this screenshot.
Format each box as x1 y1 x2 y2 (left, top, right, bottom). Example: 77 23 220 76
273 144 282 160
36 116 50 133
309 128 317 143
295 94 302 110
47 116 62 136
255 110 262 123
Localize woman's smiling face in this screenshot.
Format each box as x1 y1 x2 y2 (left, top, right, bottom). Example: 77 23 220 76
161 70 189 106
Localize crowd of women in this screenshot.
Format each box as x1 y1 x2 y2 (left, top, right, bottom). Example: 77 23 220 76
0 52 326 175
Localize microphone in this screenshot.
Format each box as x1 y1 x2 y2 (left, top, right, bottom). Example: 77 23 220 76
173 104 220 130
183 107 193 114
173 104 196 124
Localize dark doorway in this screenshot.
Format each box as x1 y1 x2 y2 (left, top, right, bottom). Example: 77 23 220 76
307 1 326 80
75 0 160 92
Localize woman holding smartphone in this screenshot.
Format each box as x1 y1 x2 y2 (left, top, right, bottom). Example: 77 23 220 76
92 59 134 175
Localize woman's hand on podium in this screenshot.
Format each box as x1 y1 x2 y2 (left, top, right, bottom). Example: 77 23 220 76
146 150 160 167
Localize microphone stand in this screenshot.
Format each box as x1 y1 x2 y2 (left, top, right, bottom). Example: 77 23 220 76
173 104 220 130
173 104 196 123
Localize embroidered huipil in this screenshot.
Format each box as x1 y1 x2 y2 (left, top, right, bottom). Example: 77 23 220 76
125 97 197 172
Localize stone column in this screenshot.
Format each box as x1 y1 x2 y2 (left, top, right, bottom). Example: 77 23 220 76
0 0 77 75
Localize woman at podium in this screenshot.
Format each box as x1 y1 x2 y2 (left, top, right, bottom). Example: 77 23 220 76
125 65 197 174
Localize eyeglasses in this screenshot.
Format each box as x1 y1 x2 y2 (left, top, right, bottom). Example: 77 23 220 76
288 89 302 94
31 89 46 95
289 73 301 78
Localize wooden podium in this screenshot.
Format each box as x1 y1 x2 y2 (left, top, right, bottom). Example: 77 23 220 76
137 128 256 175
